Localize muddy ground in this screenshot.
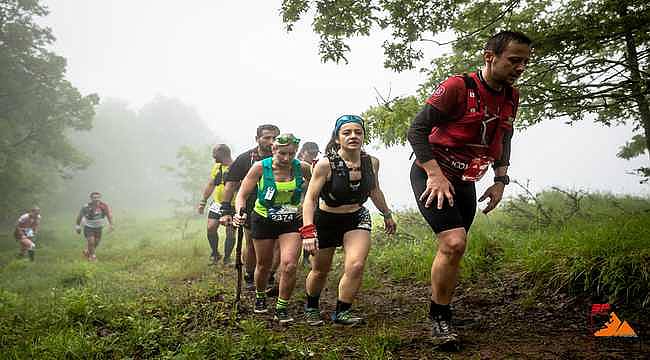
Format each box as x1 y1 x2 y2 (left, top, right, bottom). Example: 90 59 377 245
230 268 648 359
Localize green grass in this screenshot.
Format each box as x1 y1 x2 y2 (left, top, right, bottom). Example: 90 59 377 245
1 191 648 358
370 192 650 307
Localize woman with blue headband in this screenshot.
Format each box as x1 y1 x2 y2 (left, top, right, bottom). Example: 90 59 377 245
300 115 397 326
234 133 312 324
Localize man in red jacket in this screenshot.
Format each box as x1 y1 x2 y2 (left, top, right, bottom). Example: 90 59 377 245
407 31 532 348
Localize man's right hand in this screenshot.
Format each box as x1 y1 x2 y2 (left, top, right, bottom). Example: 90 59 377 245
232 213 247 227
75 225 81 234
197 204 205 215
419 173 455 209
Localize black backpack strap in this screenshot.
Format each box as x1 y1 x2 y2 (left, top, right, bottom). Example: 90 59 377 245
462 73 480 112
213 164 224 186
505 86 513 102
462 73 477 89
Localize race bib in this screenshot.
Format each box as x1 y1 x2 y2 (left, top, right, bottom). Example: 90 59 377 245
208 202 222 214
268 205 298 223
24 228 35 238
461 156 493 182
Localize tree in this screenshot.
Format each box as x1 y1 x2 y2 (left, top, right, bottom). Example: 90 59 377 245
0 1 99 220
280 0 650 168
163 145 211 240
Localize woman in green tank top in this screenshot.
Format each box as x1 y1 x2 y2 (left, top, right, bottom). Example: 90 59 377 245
234 134 312 324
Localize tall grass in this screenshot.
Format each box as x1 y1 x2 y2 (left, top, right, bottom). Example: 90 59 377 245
370 191 650 307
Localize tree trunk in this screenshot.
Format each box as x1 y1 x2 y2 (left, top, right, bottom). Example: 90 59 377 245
621 5 650 161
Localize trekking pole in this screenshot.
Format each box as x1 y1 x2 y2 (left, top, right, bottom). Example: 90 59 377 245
234 209 244 312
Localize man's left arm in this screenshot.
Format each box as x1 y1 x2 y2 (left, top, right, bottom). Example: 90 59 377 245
480 109 515 214
33 215 40 233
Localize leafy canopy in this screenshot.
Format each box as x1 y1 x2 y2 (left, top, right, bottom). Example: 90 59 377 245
0 0 99 219
281 0 650 167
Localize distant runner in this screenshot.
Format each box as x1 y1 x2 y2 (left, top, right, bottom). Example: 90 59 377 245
76 192 114 261
14 206 41 261
198 144 236 265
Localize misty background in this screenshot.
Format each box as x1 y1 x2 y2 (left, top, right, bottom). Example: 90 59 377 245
34 1 649 217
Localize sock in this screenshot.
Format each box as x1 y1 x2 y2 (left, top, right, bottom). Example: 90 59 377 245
306 293 320 309
276 298 289 310
335 300 351 314
429 300 451 320
207 231 219 257
245 271 254 281
223 227 235 260
256 291 266 299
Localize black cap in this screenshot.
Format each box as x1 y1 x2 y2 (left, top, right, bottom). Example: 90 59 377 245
300 141 320 153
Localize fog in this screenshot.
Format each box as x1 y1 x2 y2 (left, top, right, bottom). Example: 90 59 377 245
38 0 648 215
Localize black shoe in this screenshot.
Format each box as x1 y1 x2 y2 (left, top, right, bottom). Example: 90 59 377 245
430 316 460 350
27 249 35 262
254 297 268 314
274 307 294 324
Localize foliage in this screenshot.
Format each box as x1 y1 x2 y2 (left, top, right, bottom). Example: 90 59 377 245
0 0 99 220
370 189 650 306
281 0 650 163
163 144 212 240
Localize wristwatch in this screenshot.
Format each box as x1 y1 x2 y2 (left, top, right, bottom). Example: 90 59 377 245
494 175 510 185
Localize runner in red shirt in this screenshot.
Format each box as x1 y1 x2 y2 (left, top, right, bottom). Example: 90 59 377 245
407 31 532 349
14 206 41 261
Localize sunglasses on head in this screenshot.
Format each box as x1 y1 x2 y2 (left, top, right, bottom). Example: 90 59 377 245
275 134 301 146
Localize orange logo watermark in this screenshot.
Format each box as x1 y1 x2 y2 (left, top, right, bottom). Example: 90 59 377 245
592 309 638 338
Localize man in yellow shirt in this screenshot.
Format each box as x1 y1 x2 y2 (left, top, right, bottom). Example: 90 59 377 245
198 144 235 265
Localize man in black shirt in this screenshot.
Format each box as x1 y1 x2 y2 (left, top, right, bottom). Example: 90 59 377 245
220 124 280 289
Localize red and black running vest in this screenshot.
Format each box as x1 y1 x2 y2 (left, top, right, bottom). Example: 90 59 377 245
426 72 517 180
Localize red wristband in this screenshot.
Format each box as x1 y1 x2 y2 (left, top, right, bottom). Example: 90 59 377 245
299 224 316 239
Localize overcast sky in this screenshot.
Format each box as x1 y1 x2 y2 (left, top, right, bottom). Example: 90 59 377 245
42 1 648 209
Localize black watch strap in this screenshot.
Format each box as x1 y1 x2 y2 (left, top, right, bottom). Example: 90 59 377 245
494 175 510 185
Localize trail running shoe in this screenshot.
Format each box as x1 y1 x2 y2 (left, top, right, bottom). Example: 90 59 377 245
27 249 35 261
274 308 294 324
430 317 460 350
332 310 363 326
304 307 323 326
254 297 268 314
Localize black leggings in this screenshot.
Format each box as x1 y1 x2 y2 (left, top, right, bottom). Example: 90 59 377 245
410 162 477 234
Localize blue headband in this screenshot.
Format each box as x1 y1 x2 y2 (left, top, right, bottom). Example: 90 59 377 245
333 115 365 137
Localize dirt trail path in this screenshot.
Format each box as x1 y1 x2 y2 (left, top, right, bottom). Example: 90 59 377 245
231 269 647 359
